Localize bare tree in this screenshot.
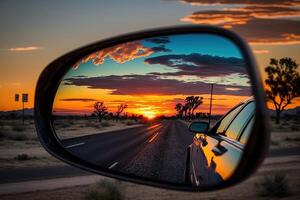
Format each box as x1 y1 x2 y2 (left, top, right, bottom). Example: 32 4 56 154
115 104 128 120
265 57 300 124
93 101 108 123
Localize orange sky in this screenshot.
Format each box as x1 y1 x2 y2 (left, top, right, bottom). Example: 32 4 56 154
0 0 299 112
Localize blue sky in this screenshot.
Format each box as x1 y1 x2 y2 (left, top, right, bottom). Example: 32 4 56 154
65 34 242 79
0 0 299 111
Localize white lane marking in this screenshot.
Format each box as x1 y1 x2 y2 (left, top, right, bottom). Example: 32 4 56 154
148 132 159 143
65 142 85 149
191 162 200 186
108 162 119 169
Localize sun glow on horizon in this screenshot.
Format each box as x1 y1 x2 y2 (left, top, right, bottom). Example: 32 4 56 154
143 111 156 119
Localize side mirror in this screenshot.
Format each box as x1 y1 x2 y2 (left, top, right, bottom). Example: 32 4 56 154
35 25 269 191
189 121 209 134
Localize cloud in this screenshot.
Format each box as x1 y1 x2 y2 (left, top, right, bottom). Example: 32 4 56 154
63 74 251 96
253 49 269 54
178 1 300 45
180 0 300 6
73 37 171 69
8 46 42 52
59 98 98 102
150 45 171 52
145 36 170 44
144 53 247 77
73 41 154 69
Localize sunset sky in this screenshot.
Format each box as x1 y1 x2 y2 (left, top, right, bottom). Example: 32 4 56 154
0 0 299 112
53 34 251 117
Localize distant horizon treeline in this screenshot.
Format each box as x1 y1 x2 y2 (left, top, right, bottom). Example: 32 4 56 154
92 101 146 123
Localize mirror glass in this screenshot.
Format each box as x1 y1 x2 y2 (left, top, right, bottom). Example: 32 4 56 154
189 121 209 133
52 33 255 187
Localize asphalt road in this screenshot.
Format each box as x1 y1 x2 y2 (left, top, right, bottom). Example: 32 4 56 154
61 120 194 183
0 120 299 184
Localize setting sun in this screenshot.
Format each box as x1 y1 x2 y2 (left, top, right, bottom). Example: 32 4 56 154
143 111 156 119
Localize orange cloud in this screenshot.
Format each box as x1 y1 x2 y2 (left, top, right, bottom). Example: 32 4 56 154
8 46 41 52
180 0 300 7
181 12 249 26
179 4 300 45
73 41 154 69
253 49 269 54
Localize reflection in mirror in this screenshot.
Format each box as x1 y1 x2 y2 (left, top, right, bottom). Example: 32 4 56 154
52 34 255 188
189 121 209 133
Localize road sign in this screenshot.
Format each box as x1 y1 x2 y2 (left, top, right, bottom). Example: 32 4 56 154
22 93 28 102
15 94 19 102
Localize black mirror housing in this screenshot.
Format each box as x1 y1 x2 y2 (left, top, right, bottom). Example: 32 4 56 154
34 25 270 192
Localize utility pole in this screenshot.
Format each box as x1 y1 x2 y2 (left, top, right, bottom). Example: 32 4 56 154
22 94 28 125
22 99 24 125
208 84 214 126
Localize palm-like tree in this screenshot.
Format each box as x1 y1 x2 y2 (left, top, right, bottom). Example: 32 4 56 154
191 96 203 117
175 96 204 120
175 103 183 118
185 96 195 118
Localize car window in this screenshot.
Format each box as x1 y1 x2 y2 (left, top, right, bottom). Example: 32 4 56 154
224 102 255 140
239 115 255 144
216 104 244 135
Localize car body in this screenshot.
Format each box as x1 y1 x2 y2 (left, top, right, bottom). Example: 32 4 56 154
186 98 255 186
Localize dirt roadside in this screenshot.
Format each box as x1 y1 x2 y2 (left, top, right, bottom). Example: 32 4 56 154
0 155 299 200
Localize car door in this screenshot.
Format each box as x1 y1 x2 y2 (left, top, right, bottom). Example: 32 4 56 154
189 101 255 186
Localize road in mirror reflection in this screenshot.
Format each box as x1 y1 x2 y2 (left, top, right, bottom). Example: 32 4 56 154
52 34 254 187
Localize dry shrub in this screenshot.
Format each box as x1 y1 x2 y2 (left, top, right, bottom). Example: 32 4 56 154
255 174 291 197
12 124 26 132
84 180 123 200
101 122 111 127
14 153 36 161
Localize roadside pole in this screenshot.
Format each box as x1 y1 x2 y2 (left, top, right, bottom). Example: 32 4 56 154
22 94 28 125
208 84 214 126
22 99 24 125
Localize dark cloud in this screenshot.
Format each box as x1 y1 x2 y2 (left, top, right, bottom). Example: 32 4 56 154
145 36 171 52
145 36 170 44
72 75 88 78
59 98 98 102
63 74 251 96
150 45 171 53
144 53 247 77
232 19 300 45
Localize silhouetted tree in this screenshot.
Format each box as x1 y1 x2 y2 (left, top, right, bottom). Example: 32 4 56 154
175 103 184 119
174 96 204 120
265 57 300 124
185 96 194 118
184 96 204 119
115 104 128 120
191 96 203 118
182 105 188 119
108 112 114 120
93 101 108 122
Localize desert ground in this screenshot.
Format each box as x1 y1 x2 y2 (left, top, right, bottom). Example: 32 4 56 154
0 117 299 199
0 118 145 169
